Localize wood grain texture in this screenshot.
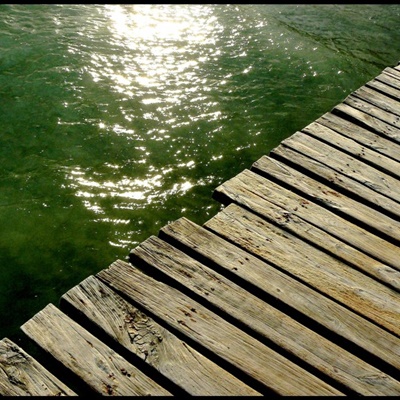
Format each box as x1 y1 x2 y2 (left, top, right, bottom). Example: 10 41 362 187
61 275 260 396
315 111 400 162
270 144 400 222
213 168 400 292
252 155 400 271
20 304 171 396
383 66 400 81
279 131 400 205
0 337 76 396
97 260 343 396
204 203 400 337
367 76 400 100
252 156 400 270
352 86 400 117
302 120 400 179
343 94 400 130
130 234 400 395
160 217 400 372
333 102 400 143
376 71 400 88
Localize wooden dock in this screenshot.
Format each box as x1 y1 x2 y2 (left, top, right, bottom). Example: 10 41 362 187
1 64 400 396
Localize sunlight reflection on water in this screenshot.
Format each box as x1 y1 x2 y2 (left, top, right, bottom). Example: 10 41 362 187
62 5 221 222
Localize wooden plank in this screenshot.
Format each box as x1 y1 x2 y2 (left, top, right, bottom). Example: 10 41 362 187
253 153 400 263
160 217 400 372
130 235 400 395
370 74 400 95
352 86 400 116
20 303 171 396
97 260 343 396
383 66 400 81
60 275 260 396
203 203 400 337
343 94 400 130
269 144 400 222
302 121 400 179
366 77 400 100
212 168 400 291
333 102 400 143
315 111 400 162
278 131 400 205
0 337 76 396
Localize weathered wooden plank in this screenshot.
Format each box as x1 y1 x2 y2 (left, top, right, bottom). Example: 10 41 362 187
253 153 400 263
20 303 171 396
363 74 400 101
270 144 400 222
302 121 400 179
333 102 400 143
370 74 400 96
0 337 76 396
383 66 400 81
97 260 343 396
160 217 400 372
279 131 400 205
60 275 260 396
130 235 400 395
352 86 400 117
212 168 400 291
343 94 400 129
204 203 400 337
315 111 400 162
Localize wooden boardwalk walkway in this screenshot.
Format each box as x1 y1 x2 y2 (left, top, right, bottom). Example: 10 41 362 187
1 64 400 396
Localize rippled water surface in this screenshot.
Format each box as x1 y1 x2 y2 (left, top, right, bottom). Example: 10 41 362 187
1 4 400 342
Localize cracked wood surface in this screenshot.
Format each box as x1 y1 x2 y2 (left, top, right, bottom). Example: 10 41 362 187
129 234 400 395
60 275 259 396
160 217 400 373
204 203 400 337
0 337 76 396
20 304 171 396
97 260 343 396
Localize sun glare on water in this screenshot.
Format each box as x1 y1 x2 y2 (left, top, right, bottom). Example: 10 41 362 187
62 4 221 247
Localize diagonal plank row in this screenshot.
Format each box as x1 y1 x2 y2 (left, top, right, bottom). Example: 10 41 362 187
2 64 400 395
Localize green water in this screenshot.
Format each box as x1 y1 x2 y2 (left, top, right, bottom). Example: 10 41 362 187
1 4 400 344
